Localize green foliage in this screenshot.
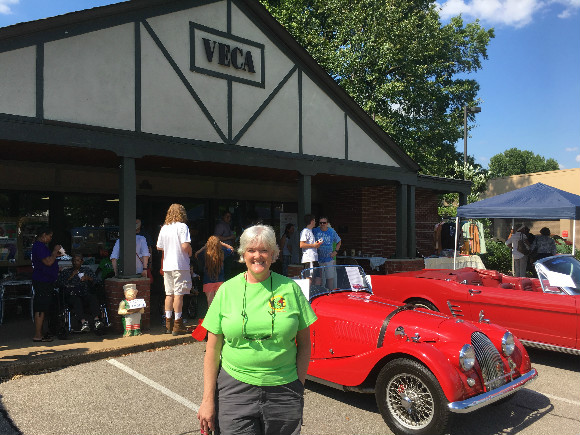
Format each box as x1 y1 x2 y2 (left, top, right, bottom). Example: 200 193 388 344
480 239 512 274
260 0 494 176
488 148 560 178
437 162 489 217
555 241 580 260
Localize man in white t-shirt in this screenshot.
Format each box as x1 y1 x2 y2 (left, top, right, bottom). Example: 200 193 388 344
110 221 150 277
157 204 192 335
300 214 322 275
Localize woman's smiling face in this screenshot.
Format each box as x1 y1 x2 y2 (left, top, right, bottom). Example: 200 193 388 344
244 244 273 282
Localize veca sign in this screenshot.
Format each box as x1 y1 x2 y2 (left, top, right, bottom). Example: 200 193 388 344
190 22 265 88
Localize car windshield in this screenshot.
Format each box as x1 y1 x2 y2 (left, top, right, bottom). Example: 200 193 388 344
299 265 372 300
535 255 580 295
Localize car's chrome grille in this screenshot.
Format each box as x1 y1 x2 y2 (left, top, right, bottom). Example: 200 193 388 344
471 331 506 391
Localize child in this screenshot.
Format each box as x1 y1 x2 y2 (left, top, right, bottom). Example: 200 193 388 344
195 236 233 307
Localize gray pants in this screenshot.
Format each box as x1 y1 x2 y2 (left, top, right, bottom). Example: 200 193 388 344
513 256 527 277
216 368 304 435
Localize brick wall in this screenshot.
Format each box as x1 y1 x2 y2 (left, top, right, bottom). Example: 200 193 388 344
326 184 398 259
324 184 439 269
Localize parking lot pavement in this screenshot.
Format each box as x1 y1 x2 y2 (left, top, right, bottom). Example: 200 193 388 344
1 344 578 435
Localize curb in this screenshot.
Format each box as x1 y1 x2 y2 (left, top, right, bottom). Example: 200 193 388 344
0 335 194 379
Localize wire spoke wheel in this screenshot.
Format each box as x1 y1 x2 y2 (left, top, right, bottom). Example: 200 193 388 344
386 373 434 429
376 359 450 435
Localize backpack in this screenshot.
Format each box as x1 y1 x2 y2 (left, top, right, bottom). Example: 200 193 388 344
517 235 530 255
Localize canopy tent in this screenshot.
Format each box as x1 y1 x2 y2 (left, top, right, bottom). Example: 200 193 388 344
453 183 579 269
456 182 580 220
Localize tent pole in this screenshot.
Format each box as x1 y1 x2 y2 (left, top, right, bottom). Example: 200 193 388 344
453 217 459 270
573 220 576 255
511 218 515 276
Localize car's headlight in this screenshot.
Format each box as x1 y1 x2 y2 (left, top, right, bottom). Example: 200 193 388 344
459 344 476 371
502 331 515 356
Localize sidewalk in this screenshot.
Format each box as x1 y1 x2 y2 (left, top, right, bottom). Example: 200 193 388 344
0 316 199 379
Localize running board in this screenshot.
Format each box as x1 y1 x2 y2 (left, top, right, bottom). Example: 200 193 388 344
306 375 374 394
520 339 580 355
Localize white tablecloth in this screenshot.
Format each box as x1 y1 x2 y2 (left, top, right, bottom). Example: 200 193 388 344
424 255 485 270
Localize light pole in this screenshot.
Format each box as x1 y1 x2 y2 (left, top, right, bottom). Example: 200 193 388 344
463 105 481 179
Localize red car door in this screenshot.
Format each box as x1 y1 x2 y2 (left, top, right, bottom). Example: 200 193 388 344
465 286 578 349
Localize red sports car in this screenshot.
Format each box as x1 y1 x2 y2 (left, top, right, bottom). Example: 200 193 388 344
371 254 580 355
298 265 537 435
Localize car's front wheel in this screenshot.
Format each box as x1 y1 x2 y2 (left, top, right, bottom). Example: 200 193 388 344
375 359 450 435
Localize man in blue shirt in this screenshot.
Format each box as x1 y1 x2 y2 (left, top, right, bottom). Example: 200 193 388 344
312 217 341 289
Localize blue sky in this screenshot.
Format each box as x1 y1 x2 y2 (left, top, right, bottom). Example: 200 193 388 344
1 0 579 170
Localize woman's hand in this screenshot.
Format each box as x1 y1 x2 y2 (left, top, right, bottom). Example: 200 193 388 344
197 399 215 434
199 333 223 435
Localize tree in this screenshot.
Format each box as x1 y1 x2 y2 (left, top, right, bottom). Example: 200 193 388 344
488 148 560 178
260 0 494 176
438 162 489 217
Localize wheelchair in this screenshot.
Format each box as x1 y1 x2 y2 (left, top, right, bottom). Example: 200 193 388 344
55 279 110 338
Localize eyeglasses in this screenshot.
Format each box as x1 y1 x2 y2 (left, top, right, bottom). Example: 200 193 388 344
319 221 328 225
241 276 275 341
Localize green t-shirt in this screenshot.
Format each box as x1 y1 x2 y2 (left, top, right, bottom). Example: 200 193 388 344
203 271 317 386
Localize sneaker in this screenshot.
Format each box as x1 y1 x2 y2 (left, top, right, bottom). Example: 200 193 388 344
94 319 104 331
80 321 90 333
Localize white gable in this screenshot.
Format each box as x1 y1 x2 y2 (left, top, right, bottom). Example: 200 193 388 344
0 0 403 170
0 46 36 117
44 24 135 130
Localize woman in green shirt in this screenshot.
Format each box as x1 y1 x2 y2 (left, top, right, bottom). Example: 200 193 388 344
198 224 317 435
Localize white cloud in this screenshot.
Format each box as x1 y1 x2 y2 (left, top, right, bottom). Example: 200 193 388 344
0 0 18 15
437 0 580 27
576 154 580 162
565 146 579 152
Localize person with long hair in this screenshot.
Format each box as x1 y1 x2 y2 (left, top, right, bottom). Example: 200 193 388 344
195 236 233 307
280 223 295 276
197 224 317 435
156 204 193 335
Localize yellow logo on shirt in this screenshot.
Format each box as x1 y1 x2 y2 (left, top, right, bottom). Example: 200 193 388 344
269 295 286 312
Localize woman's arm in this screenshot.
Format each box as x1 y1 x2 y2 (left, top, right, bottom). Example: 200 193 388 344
220 242 234 251
198 332 224 433
296 327 311 385
41 245 62 267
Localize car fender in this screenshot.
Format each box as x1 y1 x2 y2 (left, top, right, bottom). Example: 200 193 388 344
308 339 466 403
370 274 452 310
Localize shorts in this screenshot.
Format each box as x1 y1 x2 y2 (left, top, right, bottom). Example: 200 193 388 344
319 260 337 280
216 368 304 435
163 270 191 295
301 261 319 278
32 280 56 314
203 282 222 293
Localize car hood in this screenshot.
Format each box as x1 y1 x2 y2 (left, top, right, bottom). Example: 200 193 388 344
312 292 482 348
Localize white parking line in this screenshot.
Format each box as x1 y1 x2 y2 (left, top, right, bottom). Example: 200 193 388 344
108 358 199 411
543 392 580 407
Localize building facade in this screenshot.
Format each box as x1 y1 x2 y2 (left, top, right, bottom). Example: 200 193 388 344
0 0 470 274
484 168 580 245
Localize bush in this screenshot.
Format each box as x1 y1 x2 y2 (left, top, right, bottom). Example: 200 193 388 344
480 239 512 274
555 242 580 260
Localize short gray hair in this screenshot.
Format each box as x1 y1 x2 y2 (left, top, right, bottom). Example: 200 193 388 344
237 225 280 263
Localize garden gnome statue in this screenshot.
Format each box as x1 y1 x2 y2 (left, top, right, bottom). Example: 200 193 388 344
118 283 145 337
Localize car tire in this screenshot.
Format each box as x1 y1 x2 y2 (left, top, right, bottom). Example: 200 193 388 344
409 299 438 312
375 358 450 435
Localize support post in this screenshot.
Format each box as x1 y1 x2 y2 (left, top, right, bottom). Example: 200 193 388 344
407 185 416 258
298 174 312 226
119 157 137 277
396 183 408 258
